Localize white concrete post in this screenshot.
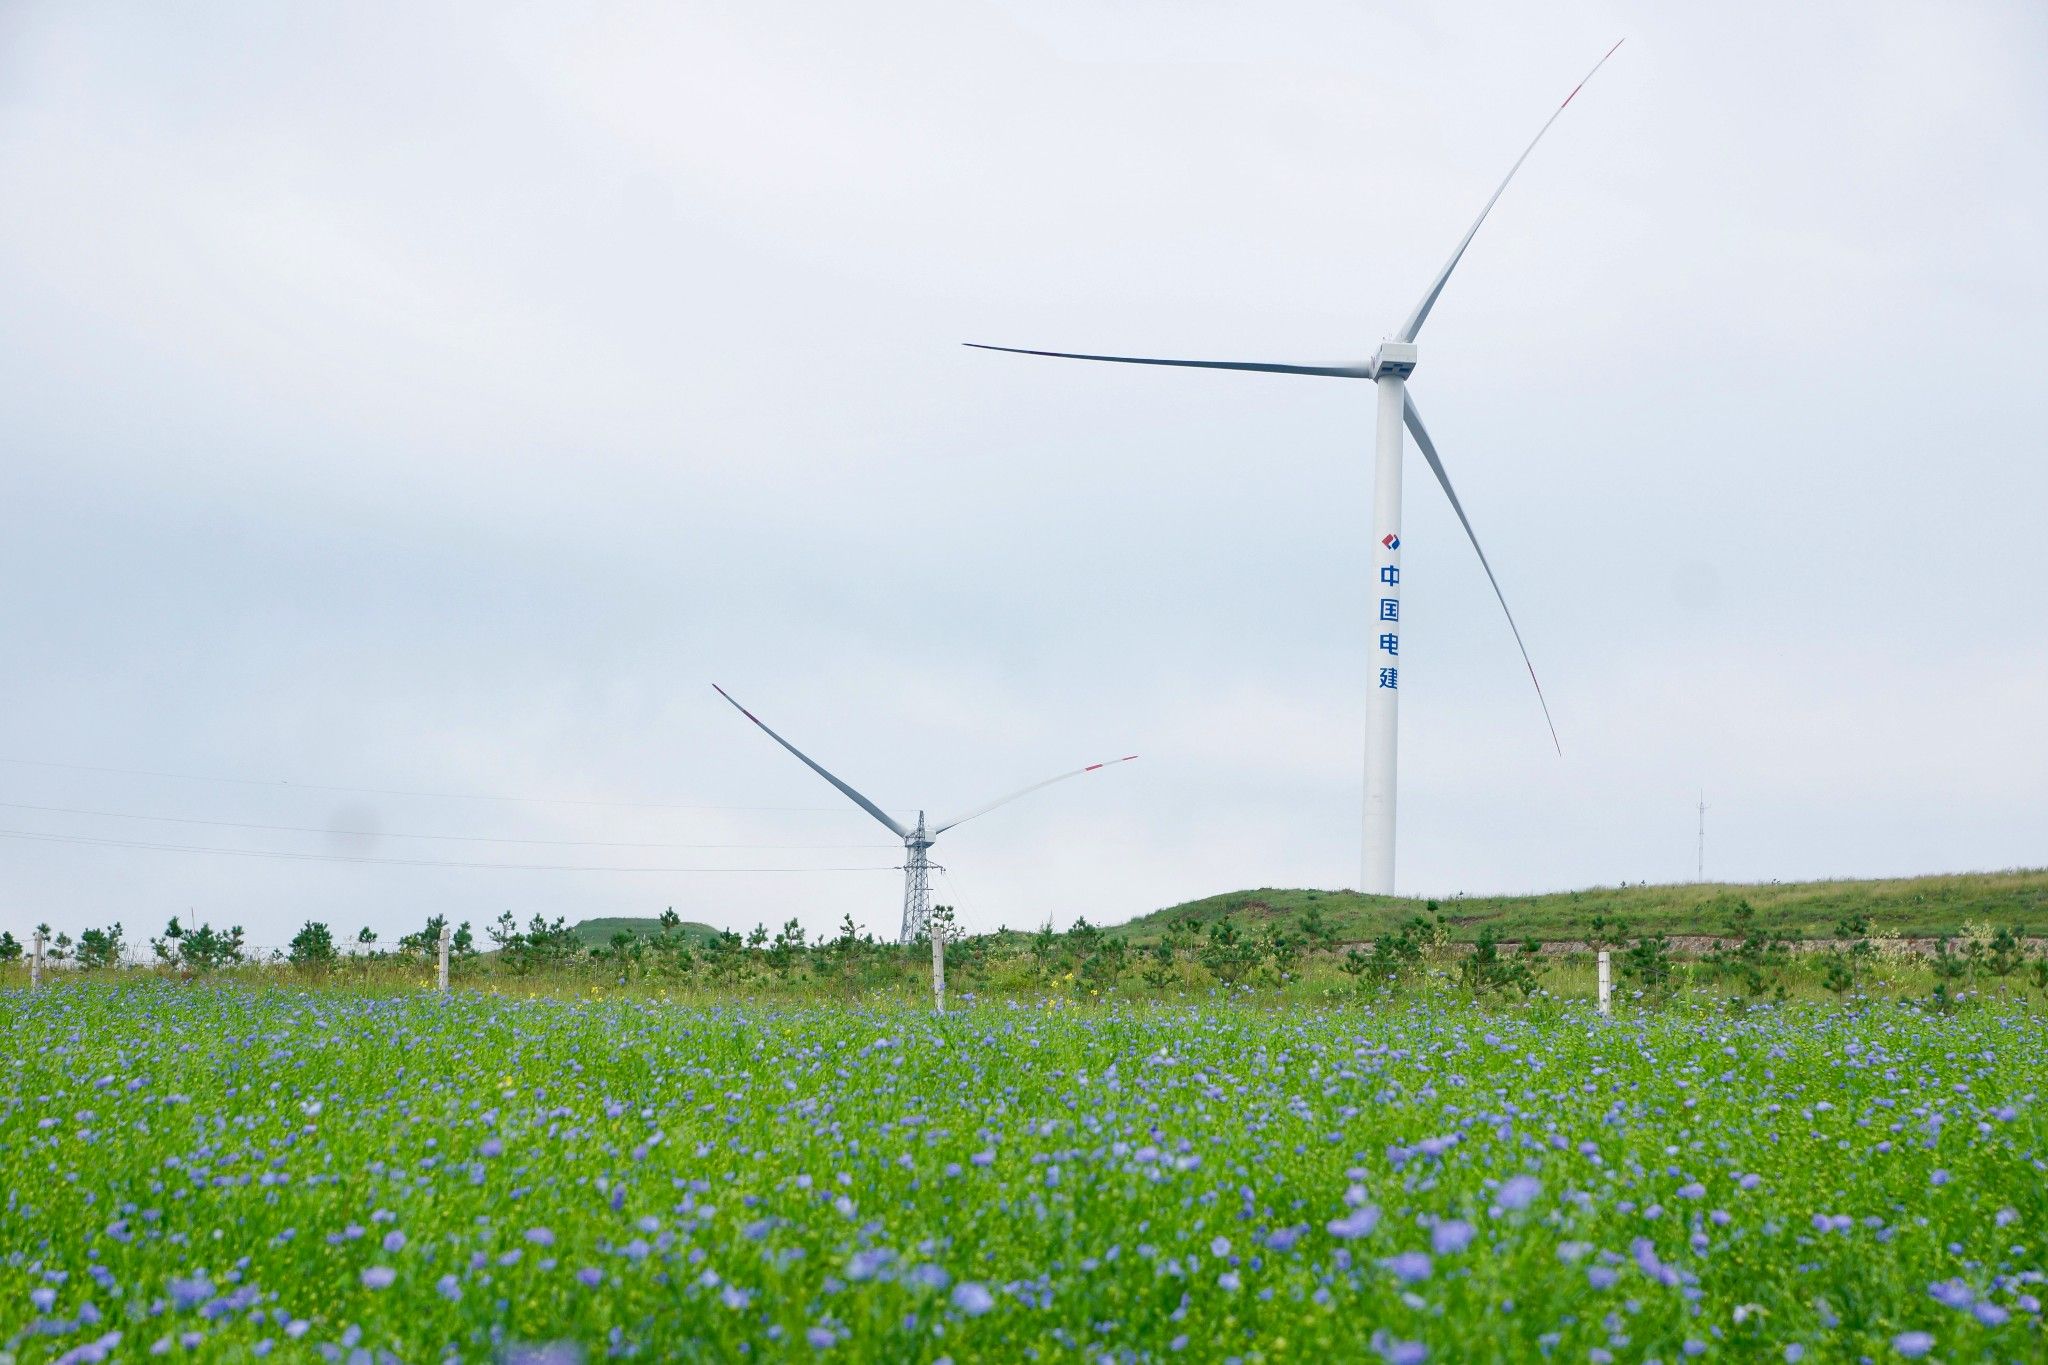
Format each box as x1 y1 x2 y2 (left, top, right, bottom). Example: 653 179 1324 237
931 919 946 1014
437 923 452 994
1596 949 1611 1015
30 929 45 991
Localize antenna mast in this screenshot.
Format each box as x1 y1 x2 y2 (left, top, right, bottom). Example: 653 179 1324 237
1696 791 1707 883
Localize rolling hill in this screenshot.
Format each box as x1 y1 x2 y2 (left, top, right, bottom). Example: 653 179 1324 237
569 916 722 950
1106 869 2048 945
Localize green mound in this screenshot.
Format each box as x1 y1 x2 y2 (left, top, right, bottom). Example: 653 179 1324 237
1113 868 2048 944
570 916 721 950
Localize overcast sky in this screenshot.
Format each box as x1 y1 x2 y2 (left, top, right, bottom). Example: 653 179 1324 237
2 0 2044 949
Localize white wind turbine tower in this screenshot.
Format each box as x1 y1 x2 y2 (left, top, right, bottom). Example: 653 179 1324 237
969 43 1622 896
714 685 1137 942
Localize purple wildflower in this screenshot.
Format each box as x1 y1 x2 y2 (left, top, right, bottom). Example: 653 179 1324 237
951 1282 995 1317
1327 1206 1381 1240
361 1266 396 1290
1892 1332 1934 1359
1373 1333 1428 1365
1431 1220 1475 1256
1497 1175 1541 1212
1383 1251 1433 1284
504 1346 584 1365
847 1249 894 1282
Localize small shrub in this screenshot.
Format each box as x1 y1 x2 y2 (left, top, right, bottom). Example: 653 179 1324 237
1198 916 1260 986
1703 899 1795 1004
1619 933 1675 998
152 916 246 973
1456 926 1541 999
75 922 125 970
1140 928 1185 989
288 921 339 973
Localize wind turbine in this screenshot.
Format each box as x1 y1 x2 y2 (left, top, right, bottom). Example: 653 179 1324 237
713 685 1137 942
968 42 1621 896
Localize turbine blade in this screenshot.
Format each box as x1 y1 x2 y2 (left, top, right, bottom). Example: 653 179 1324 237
712 685 911 839
932 754 1138 837
1401 394 1561 754
965 343 1372 379
1394 39 1624 343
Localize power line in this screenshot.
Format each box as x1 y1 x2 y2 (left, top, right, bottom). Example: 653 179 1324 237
0 756 909 815
0 797 895 851
0 827 900 874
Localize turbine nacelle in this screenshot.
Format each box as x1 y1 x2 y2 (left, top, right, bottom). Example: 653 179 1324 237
1372 341 1419 379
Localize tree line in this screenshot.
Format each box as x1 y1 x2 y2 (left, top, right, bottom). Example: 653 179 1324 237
6 898 2044 1008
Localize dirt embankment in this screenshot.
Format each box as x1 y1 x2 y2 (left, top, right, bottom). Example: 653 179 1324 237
1336 936 2048 958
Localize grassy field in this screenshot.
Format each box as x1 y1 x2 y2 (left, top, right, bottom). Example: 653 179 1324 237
3 983 2043 1362
1112 869 2048 945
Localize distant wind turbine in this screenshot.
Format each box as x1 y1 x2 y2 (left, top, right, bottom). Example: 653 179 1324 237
713 685 1136 942
968 42 1622 895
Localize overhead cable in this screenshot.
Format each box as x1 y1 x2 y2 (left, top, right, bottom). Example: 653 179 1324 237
0 827 899 874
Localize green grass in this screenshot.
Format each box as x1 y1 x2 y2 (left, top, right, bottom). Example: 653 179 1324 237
1113 868 2048 945
2 984 2041 1361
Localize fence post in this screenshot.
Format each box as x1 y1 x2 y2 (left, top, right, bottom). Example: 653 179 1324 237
30 928 45 991
931 920 946 1015
1596 949 1611 1015
437 922 452 994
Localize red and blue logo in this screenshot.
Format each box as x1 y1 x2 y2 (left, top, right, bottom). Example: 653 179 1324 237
1382 533 1401 550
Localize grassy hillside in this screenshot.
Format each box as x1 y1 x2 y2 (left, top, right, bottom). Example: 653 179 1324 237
1110 868 2048 945
570 916 721 950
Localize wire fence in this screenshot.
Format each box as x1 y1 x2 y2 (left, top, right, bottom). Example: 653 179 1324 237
9 930 469 987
